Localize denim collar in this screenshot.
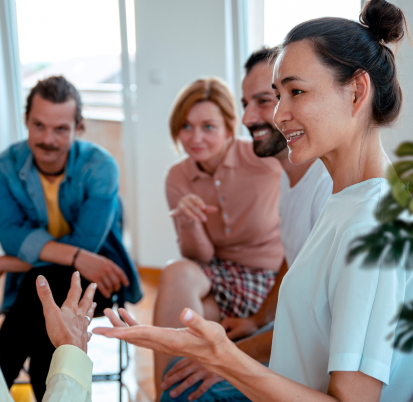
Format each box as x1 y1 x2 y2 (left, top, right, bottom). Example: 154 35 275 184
17 140 76 181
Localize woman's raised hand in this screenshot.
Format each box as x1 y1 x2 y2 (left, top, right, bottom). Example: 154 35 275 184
93 308 232 368
169 194 218 223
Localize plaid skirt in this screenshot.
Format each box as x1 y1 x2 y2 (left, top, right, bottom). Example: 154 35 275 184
197 257 277 319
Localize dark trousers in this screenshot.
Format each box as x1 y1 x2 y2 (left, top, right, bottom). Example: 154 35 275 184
0 265 113 401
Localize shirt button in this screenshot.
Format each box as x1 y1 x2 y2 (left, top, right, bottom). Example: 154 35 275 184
226 227 231 234
215 180 221 186
223 213 228 219
219 196 225 202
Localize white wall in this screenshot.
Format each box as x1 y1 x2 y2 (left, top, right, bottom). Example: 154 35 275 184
133 0 235 267
380 0 413 160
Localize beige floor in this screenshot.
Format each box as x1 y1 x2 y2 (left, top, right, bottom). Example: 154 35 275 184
2 268 160 402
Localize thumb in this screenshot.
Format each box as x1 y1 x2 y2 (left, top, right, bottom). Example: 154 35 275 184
180 309 226 345
180 308 209 336
36 275 58 312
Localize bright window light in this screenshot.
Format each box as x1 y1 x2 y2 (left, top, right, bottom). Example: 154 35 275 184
264 0 362 47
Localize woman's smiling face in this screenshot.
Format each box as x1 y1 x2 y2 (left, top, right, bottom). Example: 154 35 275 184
272 40 357 166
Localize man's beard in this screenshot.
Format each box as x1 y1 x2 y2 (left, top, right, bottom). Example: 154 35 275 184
248 123 287 157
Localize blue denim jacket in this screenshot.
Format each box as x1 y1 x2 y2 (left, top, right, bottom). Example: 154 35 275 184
0 140 142 311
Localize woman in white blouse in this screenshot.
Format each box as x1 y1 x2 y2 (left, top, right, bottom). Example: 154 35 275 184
95 0 413 401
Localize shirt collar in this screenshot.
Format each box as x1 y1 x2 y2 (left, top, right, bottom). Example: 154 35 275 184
18 140 76 181
188 139 239 182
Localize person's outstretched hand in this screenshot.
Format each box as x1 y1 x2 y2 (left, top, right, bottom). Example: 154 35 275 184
36 271 97 353
93 308 233 368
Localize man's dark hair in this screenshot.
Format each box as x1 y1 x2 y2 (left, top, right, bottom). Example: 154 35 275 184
244 46 280 75
25 76 84 128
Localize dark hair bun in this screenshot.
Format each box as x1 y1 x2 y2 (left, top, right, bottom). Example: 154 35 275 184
360 0 407 44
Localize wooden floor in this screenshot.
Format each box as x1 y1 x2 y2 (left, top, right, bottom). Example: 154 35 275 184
2 267 161 402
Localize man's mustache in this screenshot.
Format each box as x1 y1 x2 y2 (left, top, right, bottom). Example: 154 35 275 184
35 143 60 151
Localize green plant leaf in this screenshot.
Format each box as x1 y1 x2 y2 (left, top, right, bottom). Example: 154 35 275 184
391 180 411 207
393 161 413 179
396 142 413 157
393 302 413 353
375 192 406 223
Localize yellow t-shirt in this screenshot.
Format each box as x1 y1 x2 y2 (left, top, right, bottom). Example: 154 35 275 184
38 173 71 239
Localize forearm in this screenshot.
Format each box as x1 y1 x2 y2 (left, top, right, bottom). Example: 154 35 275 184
206 342 335 402
39 241 79 266
252 258 288 326
236 330 273 363
177 220 214 263
0 256 32 272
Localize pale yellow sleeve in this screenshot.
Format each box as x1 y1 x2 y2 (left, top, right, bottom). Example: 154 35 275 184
0 368 14 402
42 345 93 402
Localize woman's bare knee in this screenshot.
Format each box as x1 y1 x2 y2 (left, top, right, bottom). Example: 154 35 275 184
159 259 211 295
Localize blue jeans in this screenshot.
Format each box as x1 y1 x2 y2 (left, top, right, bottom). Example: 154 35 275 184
160 357 269 402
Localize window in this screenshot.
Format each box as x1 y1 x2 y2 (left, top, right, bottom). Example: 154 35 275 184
264 0 361 47
16 0 136 121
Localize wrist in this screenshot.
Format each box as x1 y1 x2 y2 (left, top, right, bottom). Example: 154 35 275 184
72 248 82 269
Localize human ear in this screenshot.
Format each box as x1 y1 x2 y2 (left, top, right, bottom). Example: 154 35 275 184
350 71 372 118
74 121 85 137
227 118 236 139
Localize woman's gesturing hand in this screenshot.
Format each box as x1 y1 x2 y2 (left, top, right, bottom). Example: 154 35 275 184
169 194 218 223
93 308 232 368
36 271 97 353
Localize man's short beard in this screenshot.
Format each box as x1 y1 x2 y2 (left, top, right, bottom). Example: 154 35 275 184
249 123 287 157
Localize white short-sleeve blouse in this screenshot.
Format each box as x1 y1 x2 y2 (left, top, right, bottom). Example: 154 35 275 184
270 178 413 401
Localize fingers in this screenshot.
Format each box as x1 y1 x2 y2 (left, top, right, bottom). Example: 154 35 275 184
162 360 199 391
106 270 122 292
204 205 219 214
225 327 242 341
104 308 128 328
100 276 113 298
64 272 83 307
110 263 129 287
86 301 97 322
164 358 192 378
87 332 93 342
187 374 224 401
79 283 97 316
174 194 214 222
220 317 232 331
36 275 59 314
118 308 138 326
169 368 208 399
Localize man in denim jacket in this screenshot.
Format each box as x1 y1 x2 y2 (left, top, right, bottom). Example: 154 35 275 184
0 76 142 401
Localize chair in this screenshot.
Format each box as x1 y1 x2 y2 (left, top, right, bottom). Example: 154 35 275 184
91 296 131 402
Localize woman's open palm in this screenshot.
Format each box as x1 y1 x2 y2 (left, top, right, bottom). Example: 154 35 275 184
93 308 230 367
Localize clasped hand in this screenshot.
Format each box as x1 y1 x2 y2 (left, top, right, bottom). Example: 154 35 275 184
74 249 129 299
